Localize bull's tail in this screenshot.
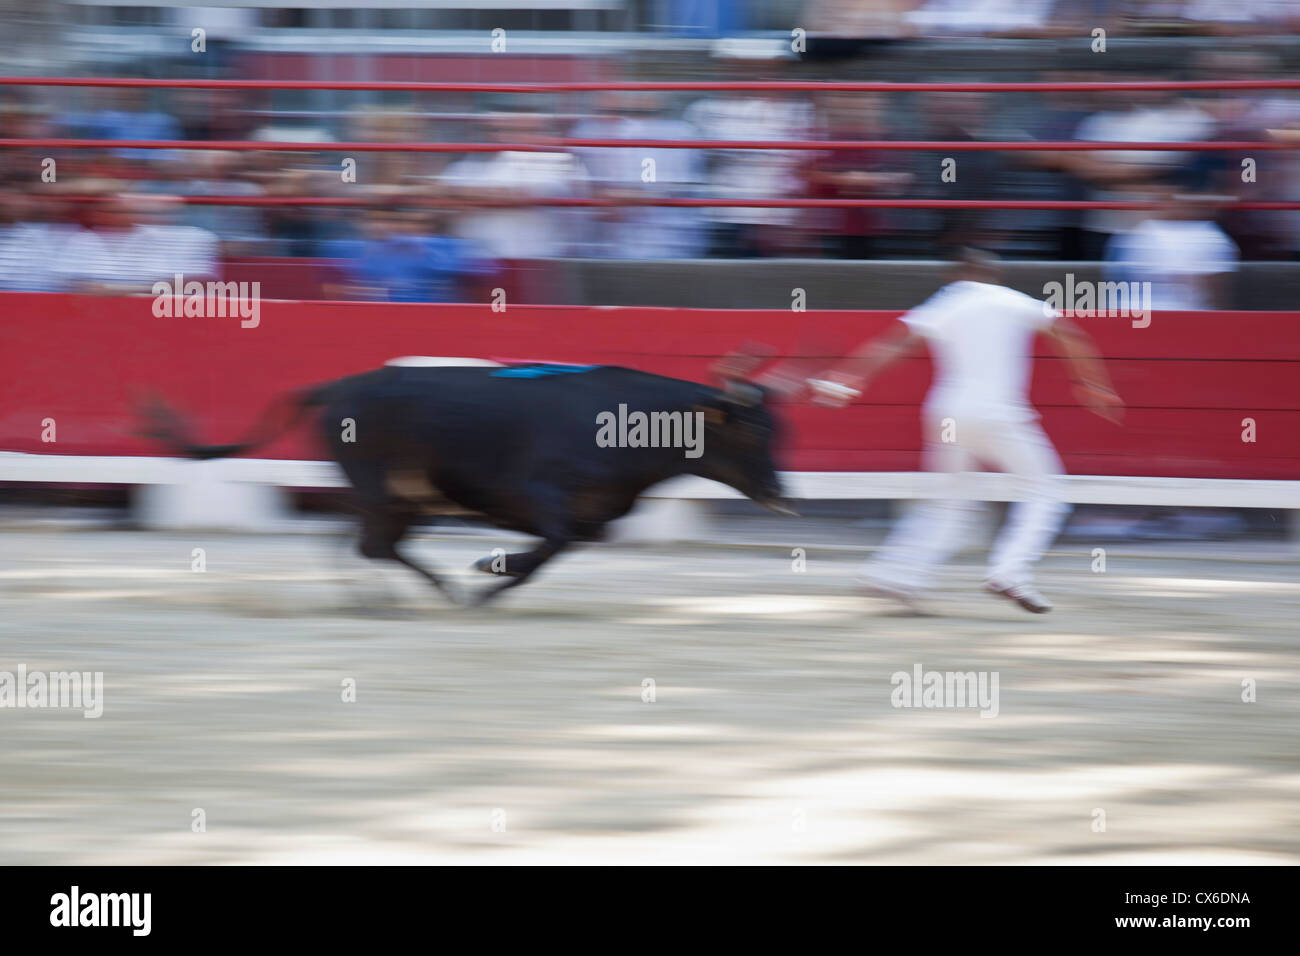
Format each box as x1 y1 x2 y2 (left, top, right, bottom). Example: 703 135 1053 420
136 384 331 461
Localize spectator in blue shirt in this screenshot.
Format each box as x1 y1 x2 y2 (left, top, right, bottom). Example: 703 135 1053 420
59 88 183 162
331 209 497 303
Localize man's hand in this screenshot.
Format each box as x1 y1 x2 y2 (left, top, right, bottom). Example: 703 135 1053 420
808 373 863 407
808 321 918 407
1049 317 1123 423
1074 381 1124 424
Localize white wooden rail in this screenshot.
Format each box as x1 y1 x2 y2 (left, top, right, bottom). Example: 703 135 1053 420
3 451 1298 540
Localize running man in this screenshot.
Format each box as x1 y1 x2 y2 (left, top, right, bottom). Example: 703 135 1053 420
809 249 1123 613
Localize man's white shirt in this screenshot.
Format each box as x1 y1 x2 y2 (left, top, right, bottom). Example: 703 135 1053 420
899 280 1058 423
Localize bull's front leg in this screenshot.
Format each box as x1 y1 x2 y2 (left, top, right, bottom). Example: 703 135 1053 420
469 538 570 605
468 484 574 605
471 550 530 577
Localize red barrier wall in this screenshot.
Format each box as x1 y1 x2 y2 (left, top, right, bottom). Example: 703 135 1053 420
2 293 1297 480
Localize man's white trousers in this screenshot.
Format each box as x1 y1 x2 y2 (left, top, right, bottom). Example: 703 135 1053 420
863 413 1070 590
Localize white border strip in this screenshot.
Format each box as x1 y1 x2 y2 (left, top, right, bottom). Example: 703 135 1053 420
2 453 1298 508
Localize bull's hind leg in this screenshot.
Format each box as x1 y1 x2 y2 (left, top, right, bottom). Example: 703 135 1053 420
342 458 461 606
357 507 461 605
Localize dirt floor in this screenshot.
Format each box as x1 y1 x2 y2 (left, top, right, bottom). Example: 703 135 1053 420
1 525 1297 865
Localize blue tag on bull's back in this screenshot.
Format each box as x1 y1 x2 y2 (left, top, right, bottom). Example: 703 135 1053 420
491 363 599 379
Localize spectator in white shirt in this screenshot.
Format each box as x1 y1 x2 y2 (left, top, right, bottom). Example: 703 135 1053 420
1071 84 1215 258
438 112 590 260
683 88 816 257
0 189 78 292
569 92 706 259
59 191 219 295
438 112 590 303
1105 190 1239 311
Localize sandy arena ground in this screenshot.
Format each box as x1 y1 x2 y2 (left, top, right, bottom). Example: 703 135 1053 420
1 525 1297 865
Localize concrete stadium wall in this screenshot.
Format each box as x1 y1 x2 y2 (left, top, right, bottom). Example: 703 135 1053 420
560 260 1300 311
219 258 1300 311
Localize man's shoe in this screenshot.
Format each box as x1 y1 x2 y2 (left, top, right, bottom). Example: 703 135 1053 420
985 579 1052 614
862 578 924 613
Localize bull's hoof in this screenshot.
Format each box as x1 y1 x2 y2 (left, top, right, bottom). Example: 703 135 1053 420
465 583 510 607
471 555 521 576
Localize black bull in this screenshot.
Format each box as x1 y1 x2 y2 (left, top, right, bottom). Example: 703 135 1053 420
139 363 793 605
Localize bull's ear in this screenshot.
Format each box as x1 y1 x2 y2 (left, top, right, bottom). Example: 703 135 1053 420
695 404 729 425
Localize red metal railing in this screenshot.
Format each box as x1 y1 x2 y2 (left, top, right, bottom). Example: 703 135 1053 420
34 196 1300 210
4 77 1300 92
0 138 1293 152
4 75 1295 210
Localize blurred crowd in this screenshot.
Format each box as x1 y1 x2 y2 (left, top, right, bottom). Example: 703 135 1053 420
802 0 1300 39
1 50 1299 303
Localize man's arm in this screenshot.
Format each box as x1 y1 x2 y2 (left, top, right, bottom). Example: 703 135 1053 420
809 319 923 406
1045 316 1124 424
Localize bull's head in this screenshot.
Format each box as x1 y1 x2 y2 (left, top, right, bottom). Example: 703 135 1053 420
695 347 797 516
